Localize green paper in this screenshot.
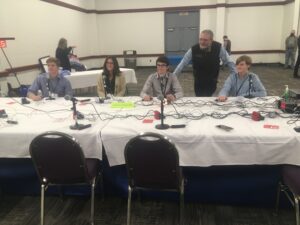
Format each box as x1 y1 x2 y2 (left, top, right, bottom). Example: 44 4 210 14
110 101 135 109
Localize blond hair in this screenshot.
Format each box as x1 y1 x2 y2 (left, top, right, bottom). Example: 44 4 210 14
46 57 60 67
236 55 252 66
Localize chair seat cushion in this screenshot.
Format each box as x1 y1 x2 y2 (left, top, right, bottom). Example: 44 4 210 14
282 165 300 196
85 159 100 180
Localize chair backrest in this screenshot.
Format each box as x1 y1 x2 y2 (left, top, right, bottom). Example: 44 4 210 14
7 82 19 97
29 131 89 185
38 56 50 73
124 132 181 190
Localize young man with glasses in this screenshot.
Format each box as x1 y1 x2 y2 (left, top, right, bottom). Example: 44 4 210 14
140 56 183 102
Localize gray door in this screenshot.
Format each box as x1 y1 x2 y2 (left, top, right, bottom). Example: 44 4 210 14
165 11 199 55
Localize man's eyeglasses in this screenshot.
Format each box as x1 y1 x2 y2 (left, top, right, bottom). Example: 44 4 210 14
156 64 167 67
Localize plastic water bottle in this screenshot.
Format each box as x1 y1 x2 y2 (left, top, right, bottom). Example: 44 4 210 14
283 85 289 101
37 90 43 99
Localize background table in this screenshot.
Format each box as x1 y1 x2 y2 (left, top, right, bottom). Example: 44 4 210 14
68 68 137 89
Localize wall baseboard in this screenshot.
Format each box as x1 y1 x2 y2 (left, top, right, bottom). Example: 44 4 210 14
0 51 286 77
40 0 295 14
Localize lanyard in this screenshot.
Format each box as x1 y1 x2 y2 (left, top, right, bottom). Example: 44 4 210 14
47 78 58 94
235 73 249 96
158 73 169 96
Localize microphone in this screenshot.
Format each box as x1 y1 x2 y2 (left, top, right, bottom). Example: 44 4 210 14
245 74 254 99
64 95 90 103
249 74 253 91
157 95 164 101
102 74 108 98
159 76 165 96
79 98 91 103
64 95 91 130
64 95 76 102
155 94 169 130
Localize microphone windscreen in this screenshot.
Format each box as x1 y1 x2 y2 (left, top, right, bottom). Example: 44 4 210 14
64 95 71 101
154 110 161 120
157 95 164 101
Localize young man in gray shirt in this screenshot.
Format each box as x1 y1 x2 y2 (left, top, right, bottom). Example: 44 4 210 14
140 56 183 103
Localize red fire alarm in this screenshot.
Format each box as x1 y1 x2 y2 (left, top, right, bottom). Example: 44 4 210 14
0 40 7 48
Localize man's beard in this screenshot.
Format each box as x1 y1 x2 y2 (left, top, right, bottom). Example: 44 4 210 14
200 45 210 51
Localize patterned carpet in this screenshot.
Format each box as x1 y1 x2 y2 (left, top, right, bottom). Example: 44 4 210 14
0 195 295 225
128 64 299 97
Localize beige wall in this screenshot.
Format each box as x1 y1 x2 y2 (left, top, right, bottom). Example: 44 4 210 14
226 6 283 50
95 0 216 10
0 0 298 93
0 0 99 90
97 12 164 55
62 0 95 9
200 9 217 35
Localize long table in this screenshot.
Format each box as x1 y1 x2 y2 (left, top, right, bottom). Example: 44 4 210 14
1 97 300 167
101 97 300 167
0 96 299 204
68 68 137 89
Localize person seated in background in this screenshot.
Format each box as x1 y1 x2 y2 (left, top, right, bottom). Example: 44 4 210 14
69 53 87 71
223 35 231 55
140 56 183 102
27 57 73 101
97 56 126 97
55 38 75 71
218 55 266 102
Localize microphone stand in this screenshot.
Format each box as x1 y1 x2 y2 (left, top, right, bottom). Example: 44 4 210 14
155 96 170 130
155 76 169 130
70 99 91 130
1 48 30 103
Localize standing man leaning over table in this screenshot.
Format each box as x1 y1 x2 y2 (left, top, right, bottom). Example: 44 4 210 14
173 29 236 97
27 57 73 101
141 56 183 103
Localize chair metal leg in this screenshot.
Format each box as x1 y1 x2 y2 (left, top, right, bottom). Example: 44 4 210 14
275 182 282 215
295 196 299 225
99 172 104 200
41 184 45 225
90 178 96 225
58 185 64 202
179 179 184 225
127 186 132 225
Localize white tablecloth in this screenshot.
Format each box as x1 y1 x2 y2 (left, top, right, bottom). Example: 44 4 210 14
1 97 300 167
0 98 107 159
99 97 300 167
68 68 137 89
